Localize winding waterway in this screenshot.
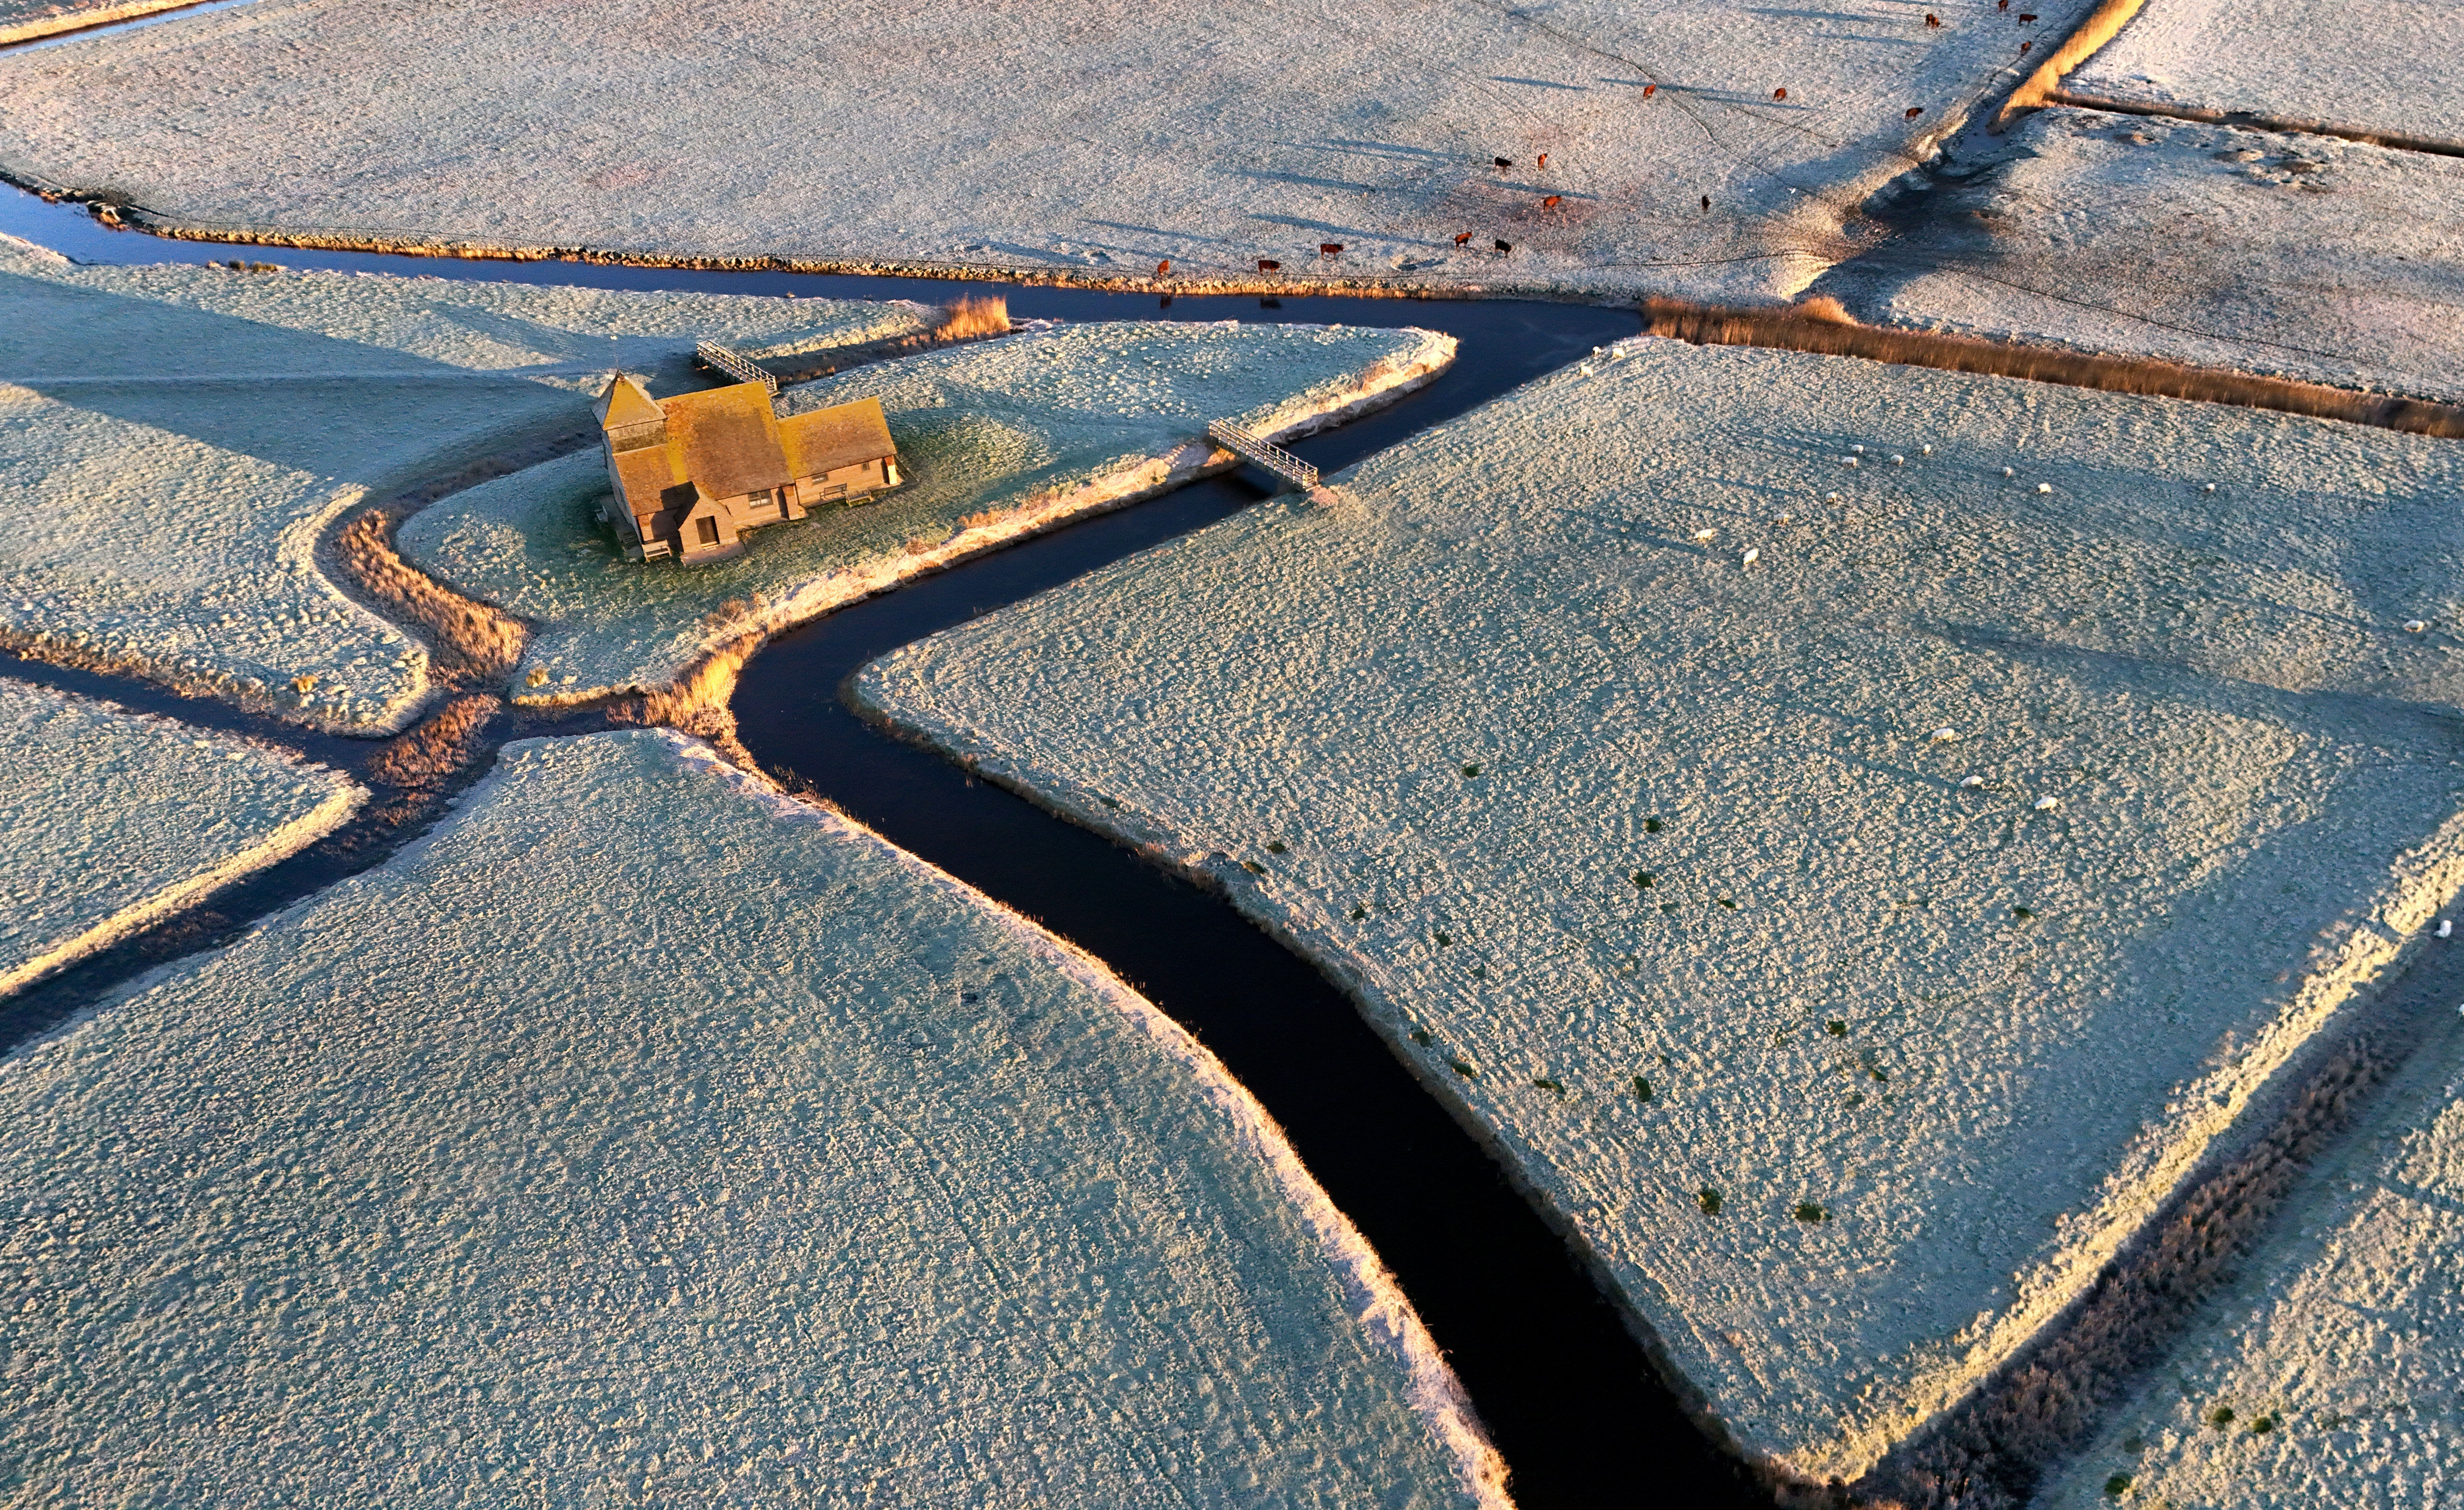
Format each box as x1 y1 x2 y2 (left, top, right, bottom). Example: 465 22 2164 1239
0 184 1779 1508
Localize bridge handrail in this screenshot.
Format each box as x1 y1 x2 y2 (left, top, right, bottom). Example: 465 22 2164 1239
1206 419 1318 490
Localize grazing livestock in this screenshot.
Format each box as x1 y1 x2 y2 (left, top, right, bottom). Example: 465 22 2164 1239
1998 0 2008 10
2017 11 2036 18
1642 83 1656 98
2019 38 2031 51
1537 152 1549 169
1155 259 1171 277
1258 258 1280 272
1494 156 1513 168
1320 242 1343 256
1453 231 1473 246
1925 10 1941 24
1773 87 1788 100
1905 106 1925 119
1701 194 1711 211
1494 239 1512 254
1541 194 1563 208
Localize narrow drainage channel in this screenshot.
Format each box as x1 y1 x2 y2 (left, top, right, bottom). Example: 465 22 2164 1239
730 390 1775 1509
0 194 1763 1504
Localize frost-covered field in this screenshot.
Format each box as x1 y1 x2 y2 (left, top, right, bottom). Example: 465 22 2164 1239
2040 1020 2464 1509
1822 108 2464 402
2067 0 2464 145
0 0 2091 303
0 729 1502 1508
400 320 1453 704
0 234 923 730
860 338 2464 1481
0 678 358 997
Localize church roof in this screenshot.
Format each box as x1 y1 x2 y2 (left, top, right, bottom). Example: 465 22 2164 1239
779 396 896 478
663 382 792 502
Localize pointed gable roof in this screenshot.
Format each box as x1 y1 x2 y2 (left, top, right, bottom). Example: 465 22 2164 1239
594 373 663 429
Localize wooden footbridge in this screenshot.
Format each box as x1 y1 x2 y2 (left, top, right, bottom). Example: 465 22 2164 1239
1207 420 1318 491
695 341 778 395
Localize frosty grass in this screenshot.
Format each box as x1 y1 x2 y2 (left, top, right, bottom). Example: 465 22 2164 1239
2040 1015 2464 1509
859 336 2464 1480
0 729 1504 1508
0 677 360 998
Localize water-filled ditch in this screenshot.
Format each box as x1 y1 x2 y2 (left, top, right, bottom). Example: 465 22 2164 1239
0 184 1778 1508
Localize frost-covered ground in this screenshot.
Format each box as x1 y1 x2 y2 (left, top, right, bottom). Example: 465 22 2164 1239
2039 1017 2464 1509
0 234 923 730
400 320 1453 705
0 677 358 997
0 728 1502 1509
1822 107 2464 401
2067 0 2464 145
859 338 2464 1482
0 0 2092 303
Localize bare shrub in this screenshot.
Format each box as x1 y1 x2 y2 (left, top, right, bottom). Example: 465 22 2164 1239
1640 299 2464 438
936 295 1012 342
1794 296 1859 325
333 511 527 687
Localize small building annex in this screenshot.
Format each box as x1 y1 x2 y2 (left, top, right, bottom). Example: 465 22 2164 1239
594 374 903 564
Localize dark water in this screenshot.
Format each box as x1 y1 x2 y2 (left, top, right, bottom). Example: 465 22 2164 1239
2 184 1779 1507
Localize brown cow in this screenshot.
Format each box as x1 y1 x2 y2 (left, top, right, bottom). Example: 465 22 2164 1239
1494 239 1513 254
1925 11 1941 24
1643 83 1657 98
1905 106 1925 119
1542 194 1563 208
1320 243 1343 256
1538 152 1549 169
1155 259 1171 277
1773 87 1788 100
1453 231 1473 246
1258 258 1281 272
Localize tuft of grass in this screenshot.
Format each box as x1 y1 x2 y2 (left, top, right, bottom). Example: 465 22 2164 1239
1794 1201 1830 1223
2209 1406 2235 1429
1716 897 1736 908
2103 1473 2131 1497
1449 1058 1479 1079
1532 1077 1566 1098
1660 901 1678 914
1350 905 1368 920
1410 1027 1434 1046
1265 841 1287 854
1633 1076 1655 1102
1434 930 1451 946
1697 1186 1722 1216
1826 1020 1848 1037
1097 795 1120 808
1633 871 1656 888
2249 1414 2277 1435
1461 763 1482 778
2012 905 2037 919
1645 816 1664 833
1240 860 1266 875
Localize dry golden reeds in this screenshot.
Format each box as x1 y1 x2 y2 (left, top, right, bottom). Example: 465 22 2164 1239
1642 298 2464 438
333 511 528 687
936 295 1012 342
